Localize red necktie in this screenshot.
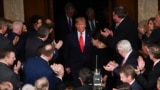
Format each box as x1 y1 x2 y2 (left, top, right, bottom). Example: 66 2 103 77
79 32 84 53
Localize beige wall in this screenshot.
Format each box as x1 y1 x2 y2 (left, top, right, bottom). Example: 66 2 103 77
3 0 24 21
138 0 158 23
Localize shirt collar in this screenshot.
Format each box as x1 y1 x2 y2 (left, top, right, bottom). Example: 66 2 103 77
124 50 132 60
154 59 160 66
116 18 124 26
129 79 135 85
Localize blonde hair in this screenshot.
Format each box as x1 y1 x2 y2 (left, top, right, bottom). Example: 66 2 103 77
75 17 86 24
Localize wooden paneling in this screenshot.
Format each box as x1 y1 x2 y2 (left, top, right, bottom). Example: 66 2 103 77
159 0 160 10
113 0 138 24
106 0 138 27
24 0 53 24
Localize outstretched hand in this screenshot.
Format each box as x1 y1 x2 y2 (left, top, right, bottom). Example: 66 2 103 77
100 28 113 38
13 36 20 45
137 56 145 71
50 63 64 80
14 61 22 74
52 40 63 50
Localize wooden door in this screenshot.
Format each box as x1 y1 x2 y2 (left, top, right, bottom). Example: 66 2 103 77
24 0 53 24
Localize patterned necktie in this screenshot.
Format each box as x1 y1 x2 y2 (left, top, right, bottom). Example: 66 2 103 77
68 18 72 31
79 32 84 53
91 20 95 31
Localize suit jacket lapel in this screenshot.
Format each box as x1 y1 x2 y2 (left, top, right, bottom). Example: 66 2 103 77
75 32 83 53
84 31 91 52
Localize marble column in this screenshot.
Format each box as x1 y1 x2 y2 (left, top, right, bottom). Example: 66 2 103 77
3 0 24 21
138 0 158 23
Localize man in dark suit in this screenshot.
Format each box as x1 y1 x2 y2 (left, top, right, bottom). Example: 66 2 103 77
103 40 138 75
135 45 160 90
103 40 139 88
100 6 140 51
54 2 76 65
55 2 76 42
25 24 62 60
85 8 102 33
119 65 142 90
23 44 65 90
76 68 93 90
0 18 13 50
64 17 93 87
0 48 21 90
25 24 50 59
7 20 26 61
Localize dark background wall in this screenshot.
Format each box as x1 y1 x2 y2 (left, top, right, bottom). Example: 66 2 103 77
53 0 138 26
0 0 4 17
1 0 160 27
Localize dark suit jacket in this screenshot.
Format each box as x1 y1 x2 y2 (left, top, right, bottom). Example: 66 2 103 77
7 32 26 60
0 62 20 90
23 57 64 90
136 61 160 90
107 16 141 50
114 51 139 75
131 80 143 90
86 19 102 33
64 30 93 69
149 27 160 45
0 33 13 50
64 30 93 87
25 35 58 61
76 85 93 90
55 15 76 41
25 35 44 59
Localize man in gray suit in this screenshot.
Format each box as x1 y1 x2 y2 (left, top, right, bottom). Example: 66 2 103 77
0 18 13 50
0 48 21 90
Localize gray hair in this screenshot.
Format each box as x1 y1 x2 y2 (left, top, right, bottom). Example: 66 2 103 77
113 6 128 18
117 40 132 53
86 8 95 15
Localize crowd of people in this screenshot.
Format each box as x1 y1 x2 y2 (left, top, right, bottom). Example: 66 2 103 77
0 2 160 90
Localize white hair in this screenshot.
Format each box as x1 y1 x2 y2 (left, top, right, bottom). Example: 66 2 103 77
117 40 132 53
22 84 35 90
12 20 23 29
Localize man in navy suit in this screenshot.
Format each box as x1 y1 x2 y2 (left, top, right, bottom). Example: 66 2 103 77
23 44 65 90
64 17 93 87
119 65 142 90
